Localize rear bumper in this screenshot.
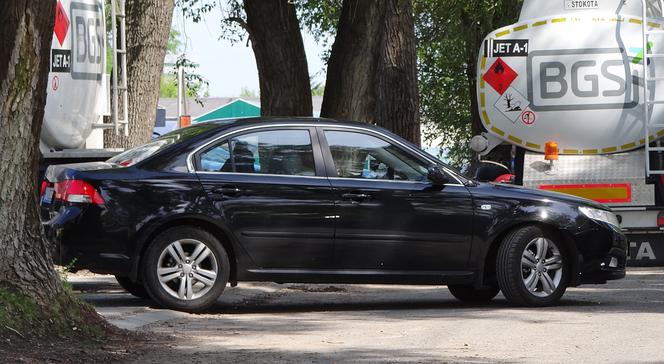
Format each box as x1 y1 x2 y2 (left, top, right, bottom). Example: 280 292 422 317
42 206 132 275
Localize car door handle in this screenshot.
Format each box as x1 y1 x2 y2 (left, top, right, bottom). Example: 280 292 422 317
210 186 242 199
342 192 371 201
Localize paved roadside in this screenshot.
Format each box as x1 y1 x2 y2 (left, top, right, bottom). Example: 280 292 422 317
70 269 664 363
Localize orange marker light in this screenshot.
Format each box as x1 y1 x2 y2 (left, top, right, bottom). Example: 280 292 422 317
179 115 192 128
545 141 559 161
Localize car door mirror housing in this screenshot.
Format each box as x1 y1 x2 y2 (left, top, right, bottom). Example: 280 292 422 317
427 165 449 187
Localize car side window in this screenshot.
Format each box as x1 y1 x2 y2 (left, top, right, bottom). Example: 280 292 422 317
199 129 316 176
200 142 231 172
324 130 429 181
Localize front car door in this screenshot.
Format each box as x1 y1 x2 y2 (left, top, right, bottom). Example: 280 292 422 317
319 128 474 271
194 126 336 270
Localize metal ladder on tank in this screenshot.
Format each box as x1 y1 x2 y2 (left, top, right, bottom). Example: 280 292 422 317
111 0 129 137
641 0 664 176
94 0 129 137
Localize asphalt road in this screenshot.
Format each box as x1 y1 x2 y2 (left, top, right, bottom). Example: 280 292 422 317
70 268 664 363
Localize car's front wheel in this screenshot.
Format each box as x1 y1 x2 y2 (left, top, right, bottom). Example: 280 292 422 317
448 284 500 303
142 226 230 312
496 226 569 307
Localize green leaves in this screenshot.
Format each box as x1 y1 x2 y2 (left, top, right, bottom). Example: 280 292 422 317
414 0 522 167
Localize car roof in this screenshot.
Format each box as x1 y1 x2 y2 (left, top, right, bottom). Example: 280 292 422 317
199 117 380 131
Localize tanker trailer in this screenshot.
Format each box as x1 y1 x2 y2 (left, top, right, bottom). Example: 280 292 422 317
472 0 664 266
41 0 128 166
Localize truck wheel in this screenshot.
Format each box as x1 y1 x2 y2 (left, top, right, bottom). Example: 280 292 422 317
114 275 150 299
448 284 500 303
142 226 230 312
496 226 569 307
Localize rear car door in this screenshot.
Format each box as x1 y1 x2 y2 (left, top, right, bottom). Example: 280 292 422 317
320 128 474 271
194 127 336 269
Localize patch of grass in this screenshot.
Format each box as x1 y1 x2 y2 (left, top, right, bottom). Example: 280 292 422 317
0 283 106 340
0 286 40 335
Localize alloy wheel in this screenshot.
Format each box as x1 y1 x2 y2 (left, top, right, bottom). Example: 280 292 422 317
156 239 219 300
520 237 563 297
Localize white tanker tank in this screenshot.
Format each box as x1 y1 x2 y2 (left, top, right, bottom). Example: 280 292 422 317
42 0 128 156
476 0 664 155
42 0 107 152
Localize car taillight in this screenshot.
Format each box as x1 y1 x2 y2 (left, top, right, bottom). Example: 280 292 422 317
54 180 105 205
40 181 48 196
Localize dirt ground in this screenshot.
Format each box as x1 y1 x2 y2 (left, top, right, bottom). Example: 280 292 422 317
56 268 664 363
4 269 664 363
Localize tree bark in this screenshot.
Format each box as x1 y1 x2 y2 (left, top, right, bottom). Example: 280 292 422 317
375 0 420 145
0 0 63 304
243 0 313 117
105 0 175 149
321 0 420 145
320 0 387 124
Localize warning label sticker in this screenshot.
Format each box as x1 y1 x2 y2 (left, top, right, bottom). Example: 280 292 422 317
494 87 530 122
520 107 537 126
483 58 518 95
51 49 71 73
53 0 69 46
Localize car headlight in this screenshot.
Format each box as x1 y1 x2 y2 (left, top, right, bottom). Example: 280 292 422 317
578 206 620 227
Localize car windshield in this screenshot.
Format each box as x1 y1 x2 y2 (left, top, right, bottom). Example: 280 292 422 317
107 123 221 167
387 131 473 184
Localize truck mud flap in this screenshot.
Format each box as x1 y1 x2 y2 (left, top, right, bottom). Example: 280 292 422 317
625 233 664 267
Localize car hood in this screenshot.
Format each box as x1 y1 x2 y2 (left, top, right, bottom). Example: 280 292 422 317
470 182 610 211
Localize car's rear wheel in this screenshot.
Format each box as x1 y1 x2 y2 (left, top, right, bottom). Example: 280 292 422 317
114 275 150 299
143 226 230 312
496 225 568 307
448 284 500 303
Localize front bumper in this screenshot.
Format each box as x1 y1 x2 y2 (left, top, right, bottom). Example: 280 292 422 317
574 221 627 285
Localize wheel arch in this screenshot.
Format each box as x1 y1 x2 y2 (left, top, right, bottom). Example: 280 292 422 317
478 221 581 288
130 216 238 285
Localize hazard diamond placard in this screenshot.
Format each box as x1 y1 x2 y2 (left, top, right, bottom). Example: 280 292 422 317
54 0 69 46
483 58 517 95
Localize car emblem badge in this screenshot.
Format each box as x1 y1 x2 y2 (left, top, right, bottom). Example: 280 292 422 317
481 204 492 210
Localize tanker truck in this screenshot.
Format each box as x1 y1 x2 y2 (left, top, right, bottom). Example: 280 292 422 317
472 0 664 266
42 0 128 166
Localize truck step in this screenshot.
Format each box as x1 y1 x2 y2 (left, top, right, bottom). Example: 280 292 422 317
645 54 664 59
647 147 664 152
647 76 664 81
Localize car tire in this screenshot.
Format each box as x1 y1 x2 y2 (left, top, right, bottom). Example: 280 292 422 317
114 275 150 299
496 225 569 307
448 284 500 303
142 226 230 312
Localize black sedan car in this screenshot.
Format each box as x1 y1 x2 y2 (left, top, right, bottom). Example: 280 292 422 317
40 118 626 311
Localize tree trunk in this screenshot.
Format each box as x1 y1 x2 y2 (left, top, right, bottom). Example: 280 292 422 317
105 0 175 149
0 0 63 305
321 0 420 145
375 0 420 145
320 0 387 124
243 0 312 117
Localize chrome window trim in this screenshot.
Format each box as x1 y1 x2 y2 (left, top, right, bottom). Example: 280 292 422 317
196 171 328 180
186 123 465 185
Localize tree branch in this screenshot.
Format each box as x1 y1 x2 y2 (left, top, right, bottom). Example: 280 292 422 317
226 16 252 46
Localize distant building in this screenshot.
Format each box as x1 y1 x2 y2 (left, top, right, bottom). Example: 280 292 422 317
158 96 323 120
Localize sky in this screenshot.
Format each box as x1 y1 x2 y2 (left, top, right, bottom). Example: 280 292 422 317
171 9 328 98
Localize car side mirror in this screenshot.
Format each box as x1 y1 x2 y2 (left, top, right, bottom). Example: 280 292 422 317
427 165 449 187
